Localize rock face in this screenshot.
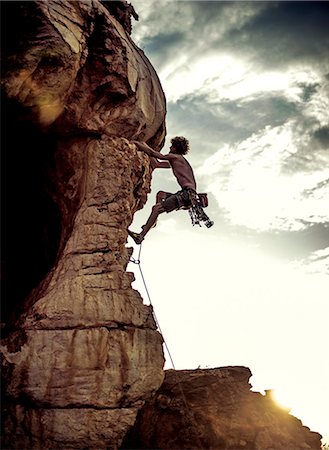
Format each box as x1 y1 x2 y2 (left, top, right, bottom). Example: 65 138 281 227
122 367 323 450
1 1 165 449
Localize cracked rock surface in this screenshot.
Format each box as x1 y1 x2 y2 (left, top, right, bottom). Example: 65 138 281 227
1 1 165 448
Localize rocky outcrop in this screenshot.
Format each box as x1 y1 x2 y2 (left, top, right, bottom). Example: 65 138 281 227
1 0 165 144
1 1 165 449
122 367 323 450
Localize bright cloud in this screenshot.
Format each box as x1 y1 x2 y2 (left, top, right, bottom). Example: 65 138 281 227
303 79 329 126
295 247 329 275
198 122 329 231
161 55 326 107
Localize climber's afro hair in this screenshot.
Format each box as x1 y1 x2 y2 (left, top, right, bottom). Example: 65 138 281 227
171 136 190 155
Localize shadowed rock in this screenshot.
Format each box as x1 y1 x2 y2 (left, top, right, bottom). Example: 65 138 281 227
1 1 165 448
122 367 323 450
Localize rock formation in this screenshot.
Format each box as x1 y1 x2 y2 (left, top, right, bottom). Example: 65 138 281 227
1 1 165 448
0 1 323 450
122 367 323 450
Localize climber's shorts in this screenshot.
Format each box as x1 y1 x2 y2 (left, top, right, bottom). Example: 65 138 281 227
161 188 194 213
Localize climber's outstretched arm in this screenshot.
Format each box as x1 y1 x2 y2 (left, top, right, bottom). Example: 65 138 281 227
133 141 168 160
151 157 171 169
133 141 171 167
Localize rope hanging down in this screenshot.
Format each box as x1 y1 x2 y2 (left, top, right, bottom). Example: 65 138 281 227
130 243 176 370
129 243 206 448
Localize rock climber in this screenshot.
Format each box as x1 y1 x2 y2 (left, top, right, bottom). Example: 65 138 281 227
128 136 203 245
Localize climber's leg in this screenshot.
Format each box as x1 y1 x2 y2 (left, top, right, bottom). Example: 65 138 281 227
156 190 168 203
128 191 181 244
128 203 165 244
141 191 168 231
140 203 165 239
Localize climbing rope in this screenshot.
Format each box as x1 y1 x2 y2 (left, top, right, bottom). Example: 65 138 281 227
130 242 176 370
129 243 205 448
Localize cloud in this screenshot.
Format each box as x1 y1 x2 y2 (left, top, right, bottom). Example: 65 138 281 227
132 1 328 136
224 1 329 68
302 247 329 274
132 1 267 70
171 90 297 134
166 67 327 161
131 0 329 262
313 126 329 149
132 1 329 75
197 121 329 231
255 225 329 266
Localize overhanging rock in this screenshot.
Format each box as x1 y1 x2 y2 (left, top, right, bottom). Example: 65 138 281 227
1 1 166 448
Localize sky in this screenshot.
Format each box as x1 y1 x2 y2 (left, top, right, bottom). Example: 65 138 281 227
126 0 329 443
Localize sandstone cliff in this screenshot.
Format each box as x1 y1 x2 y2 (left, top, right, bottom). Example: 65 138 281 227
1 1 165 448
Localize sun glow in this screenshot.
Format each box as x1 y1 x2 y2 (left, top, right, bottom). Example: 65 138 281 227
128 227 329 443
271 389 293 411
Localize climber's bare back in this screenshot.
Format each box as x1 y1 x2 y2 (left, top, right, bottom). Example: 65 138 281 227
167 154 196 190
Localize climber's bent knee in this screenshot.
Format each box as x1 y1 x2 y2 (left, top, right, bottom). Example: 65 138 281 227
156 190 168 203
153 203 165 215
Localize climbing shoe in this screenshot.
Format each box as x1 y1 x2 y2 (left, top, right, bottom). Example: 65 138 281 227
128 230 143 245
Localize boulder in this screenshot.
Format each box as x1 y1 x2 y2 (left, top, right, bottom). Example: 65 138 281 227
122 367 323 450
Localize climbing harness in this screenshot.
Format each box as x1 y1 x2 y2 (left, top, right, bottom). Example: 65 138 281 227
159 188 214 228
187 190 214 228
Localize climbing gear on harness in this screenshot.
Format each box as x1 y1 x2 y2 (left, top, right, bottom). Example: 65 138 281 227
128 229 143 245
197 193 208 208
187 190 214 228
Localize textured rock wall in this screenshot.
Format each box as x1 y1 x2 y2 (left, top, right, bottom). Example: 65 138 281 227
122 367 323 450
1 0 165 144
1 1 165 448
